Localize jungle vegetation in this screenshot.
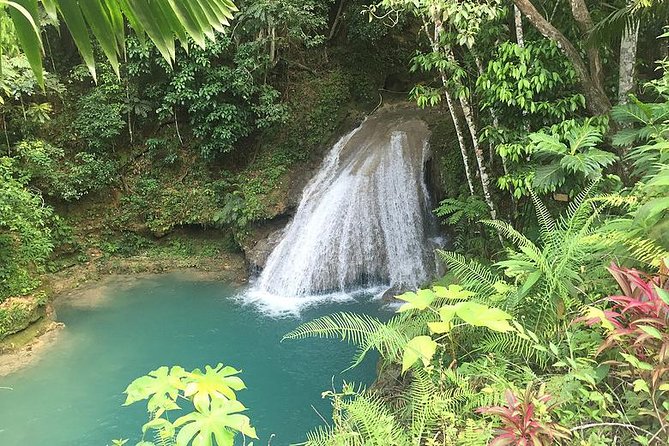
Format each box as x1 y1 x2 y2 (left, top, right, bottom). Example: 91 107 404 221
1 0 669 445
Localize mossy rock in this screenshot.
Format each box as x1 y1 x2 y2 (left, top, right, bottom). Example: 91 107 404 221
0 297 47 341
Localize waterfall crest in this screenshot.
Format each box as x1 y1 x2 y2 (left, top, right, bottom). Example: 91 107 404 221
247 108 436 315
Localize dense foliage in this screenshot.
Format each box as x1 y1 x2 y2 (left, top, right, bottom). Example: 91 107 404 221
2 0 669 445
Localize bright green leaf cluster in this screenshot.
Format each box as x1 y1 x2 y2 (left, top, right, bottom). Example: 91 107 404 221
123 364 257 446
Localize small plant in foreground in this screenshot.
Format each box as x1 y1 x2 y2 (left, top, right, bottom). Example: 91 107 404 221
123 364 257 446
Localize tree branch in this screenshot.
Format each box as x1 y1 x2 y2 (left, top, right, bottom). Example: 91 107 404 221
513 0 611 114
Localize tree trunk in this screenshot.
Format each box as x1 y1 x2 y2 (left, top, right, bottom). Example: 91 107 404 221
514 5 525 48
422 17 476 196
443 87 476 196
569 0 606 92
618 19 640 104
513 0 612 115
328 0 346 40
447 49 497 218
269 25 277 64
458 93 498 219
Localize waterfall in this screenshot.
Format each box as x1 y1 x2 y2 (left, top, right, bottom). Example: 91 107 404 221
246 108 436 315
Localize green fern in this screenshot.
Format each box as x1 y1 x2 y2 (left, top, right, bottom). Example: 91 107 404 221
302 391 410 446
438 252 500 296
283 312 425 368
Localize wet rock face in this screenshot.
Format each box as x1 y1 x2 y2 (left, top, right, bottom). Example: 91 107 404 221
245 227 286 272
241 216 291 273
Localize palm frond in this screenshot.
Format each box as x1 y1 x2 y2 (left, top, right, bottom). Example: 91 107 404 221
4 0 238 85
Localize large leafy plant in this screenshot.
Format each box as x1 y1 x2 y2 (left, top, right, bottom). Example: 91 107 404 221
123 364 257 446
1 0 237 86
528 119 617 195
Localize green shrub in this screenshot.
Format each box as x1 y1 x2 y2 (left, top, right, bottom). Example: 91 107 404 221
14 139 116 201
0 157 54 301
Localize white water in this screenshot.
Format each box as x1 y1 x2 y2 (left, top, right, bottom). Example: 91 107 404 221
246 108 436 315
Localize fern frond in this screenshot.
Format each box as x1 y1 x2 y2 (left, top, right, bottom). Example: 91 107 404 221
530 190 557 246
588 193 638 210
481 219 536 250
344 393 410 446
475 332 550 368
302 425 337 446
438 251 499 296
283 312 411 367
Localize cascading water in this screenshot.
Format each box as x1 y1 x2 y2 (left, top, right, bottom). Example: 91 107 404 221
247 107 436 315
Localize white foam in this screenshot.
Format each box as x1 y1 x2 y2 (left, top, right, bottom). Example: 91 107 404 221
239 285 390 318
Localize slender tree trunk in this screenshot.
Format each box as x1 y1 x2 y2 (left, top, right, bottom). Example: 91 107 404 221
269 25 277 65
618 19 640 104
458 94 497 219
513 0 612 115
443 87 476 196
569 0 606 92
514 5 525 48
422 18 476 196
328 0 346 40
447 50 497 218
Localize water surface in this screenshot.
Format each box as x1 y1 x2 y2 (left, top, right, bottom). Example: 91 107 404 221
0 275 382 445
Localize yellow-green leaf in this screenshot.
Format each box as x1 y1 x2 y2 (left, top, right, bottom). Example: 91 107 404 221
402 336 437 372
397 289 435 312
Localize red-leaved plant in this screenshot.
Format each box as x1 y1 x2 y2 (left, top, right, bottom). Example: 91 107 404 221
583 262 669 386
477 385 571 446
580 261 669 441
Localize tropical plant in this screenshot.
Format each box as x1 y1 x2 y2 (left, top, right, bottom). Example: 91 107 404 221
303 382 410 446
442 186 608 337
581 262 669 444
477 385 571 446
434 195 492 255
123 364 257 446
1 0 238 85
528 119 617 195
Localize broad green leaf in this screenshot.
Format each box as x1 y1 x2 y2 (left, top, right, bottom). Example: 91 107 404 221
638 325 663 340
532 162 565 192
397 289 435 312
452 302 489 326
620 353 654 371
633 379 650 394
427 321 451 334
184 364 246 412
655 286 669 306
6 0 43 87
174 398 257 446
402 336 437 372
432 284 475 300
581 306 615 331
438 305 457 324
124 366 187 412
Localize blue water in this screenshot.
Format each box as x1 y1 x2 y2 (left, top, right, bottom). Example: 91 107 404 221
0 275 383 445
